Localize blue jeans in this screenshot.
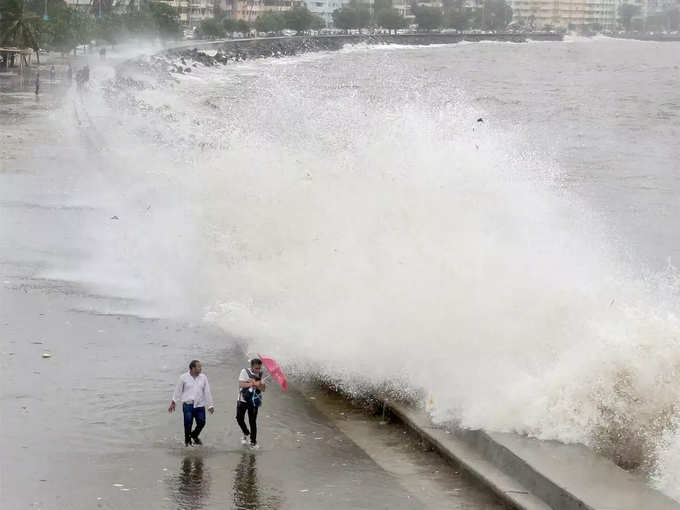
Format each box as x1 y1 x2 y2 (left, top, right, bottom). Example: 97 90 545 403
183 403 206 443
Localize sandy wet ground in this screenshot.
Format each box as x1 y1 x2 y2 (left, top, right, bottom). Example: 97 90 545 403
0 53 505 510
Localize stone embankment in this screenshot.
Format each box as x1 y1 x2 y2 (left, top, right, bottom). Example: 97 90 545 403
614 33 680 41
163 33 561 70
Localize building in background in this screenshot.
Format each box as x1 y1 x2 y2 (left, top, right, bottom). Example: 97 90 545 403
224 0 302 21
391 0 413 19
509 0 620 30
644 0 680 19
63 0 215 26
159 0 214 26
304 0 349 24
63 0 95 10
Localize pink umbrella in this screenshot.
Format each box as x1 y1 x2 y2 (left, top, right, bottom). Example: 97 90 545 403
258 353 288 392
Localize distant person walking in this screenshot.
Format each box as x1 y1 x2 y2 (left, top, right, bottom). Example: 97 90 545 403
34 71 40 95
49 65 55 82
236 358 266 449
169 360 215 446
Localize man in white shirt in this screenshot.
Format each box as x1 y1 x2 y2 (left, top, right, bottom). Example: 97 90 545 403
168 360 215 446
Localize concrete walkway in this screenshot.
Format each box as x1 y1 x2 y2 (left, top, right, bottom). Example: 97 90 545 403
388 402 680 510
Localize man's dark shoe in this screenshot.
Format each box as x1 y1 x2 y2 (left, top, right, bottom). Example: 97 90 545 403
192 436 203 446
185 438 193 447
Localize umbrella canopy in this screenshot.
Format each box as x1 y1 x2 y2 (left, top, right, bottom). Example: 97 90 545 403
258 353 288 392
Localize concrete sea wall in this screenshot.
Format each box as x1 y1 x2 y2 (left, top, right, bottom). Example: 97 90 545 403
165 32 562 66
386 401 680 510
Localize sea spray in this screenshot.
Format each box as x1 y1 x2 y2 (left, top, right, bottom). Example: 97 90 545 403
41 44 680 497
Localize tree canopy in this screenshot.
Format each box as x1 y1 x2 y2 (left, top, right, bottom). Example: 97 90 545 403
412 5 443 30
255 11 285 33
375 7 406 32
618 3 639 31
332 4 370 31
95 12 123 46
147 1 181 40
374 0 392 11
45 5 93 54
283 6 317 33
0 0 43 52
198 16 225 38
445 7 471 30
236 19 250 34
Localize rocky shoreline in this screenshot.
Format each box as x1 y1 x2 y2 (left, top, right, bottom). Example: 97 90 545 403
108 32 562 103
160 33 562 71
613 33 680 42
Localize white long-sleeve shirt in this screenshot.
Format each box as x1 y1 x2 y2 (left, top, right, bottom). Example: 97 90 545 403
172 372 214 409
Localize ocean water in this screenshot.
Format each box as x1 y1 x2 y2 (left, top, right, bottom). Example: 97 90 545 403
4 37 680 499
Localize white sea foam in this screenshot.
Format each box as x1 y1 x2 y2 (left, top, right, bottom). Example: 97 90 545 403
41 43 680 500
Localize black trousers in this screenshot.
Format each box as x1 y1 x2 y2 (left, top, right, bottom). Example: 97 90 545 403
236 401 259 444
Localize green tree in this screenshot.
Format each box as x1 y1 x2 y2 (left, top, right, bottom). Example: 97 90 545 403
347 0 371 30
618 3 639 31
445 8 470 29
375 7 405 33
122 5 156 37
46 7 78 54
118 1 180 40
284 6 314 33
669 7 680 30
526 13 535 30
0 0 43 55
24 0 66 20
477 0 511 30
311 13 325 29
411 5 443 30
148 1 181 40
374 0 391 11
235 18 250 34
443 0 470 30
95 13 123 46
355 4 370 28
332 6 357 31
78 0 115 16
255 11 285 33
332 4 369 31
198 16 225 38
222 17 236 35
44 5 93 55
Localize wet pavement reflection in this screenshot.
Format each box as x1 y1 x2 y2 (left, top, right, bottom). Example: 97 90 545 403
168 452 283 510
171 455 210 510
232 453 280 510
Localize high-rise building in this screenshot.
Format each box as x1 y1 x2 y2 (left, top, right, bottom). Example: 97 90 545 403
224 0 303 21
64 0 215 26
391 0 414 19
159 0 215 26
63 0 96 10
304 0 351 24
645 0 680 15
509 0 619 30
